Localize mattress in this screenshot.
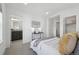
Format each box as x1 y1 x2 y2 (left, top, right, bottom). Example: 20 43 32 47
38 38 60 55
31 37 61 55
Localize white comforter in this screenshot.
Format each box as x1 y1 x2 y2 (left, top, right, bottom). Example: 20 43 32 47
30 37 61 55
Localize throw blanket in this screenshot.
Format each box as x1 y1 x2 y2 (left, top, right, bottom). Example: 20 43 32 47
33 39 42 47
33 37 56 47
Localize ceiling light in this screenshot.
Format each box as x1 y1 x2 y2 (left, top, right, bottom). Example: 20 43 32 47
24 3 28 5
11 18 18 21
46 12 49 15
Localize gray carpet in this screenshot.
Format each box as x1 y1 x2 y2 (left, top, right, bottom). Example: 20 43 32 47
4 40 36 55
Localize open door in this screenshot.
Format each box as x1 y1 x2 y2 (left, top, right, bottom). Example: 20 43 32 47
48 16 60 37
56 22 60 37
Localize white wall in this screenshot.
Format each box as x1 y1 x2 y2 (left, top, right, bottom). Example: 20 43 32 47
4 5 11 48
0 11 5 54
0 4 8 54
48 18 56 37
0 4 13 54
1 3 11 50
23 15 32 43
47 7 79 37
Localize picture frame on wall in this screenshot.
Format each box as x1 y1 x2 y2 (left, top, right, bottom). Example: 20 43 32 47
32 21 40 28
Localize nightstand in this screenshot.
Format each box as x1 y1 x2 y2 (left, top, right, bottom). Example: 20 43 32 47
32 32 44 41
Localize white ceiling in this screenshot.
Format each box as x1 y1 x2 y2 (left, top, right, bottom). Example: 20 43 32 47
5 3 79 18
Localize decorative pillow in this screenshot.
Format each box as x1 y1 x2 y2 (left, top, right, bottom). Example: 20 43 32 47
59 32 77 55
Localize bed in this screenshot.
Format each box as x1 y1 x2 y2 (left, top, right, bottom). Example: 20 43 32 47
30 37 61 55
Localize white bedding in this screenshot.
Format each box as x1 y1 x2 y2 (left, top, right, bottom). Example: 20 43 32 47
30 37 61 55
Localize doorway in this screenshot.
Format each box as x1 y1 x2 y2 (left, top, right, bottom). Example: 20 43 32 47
10 17 23 44
56 22 60 37
56 16 60 37
48 15 60 37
